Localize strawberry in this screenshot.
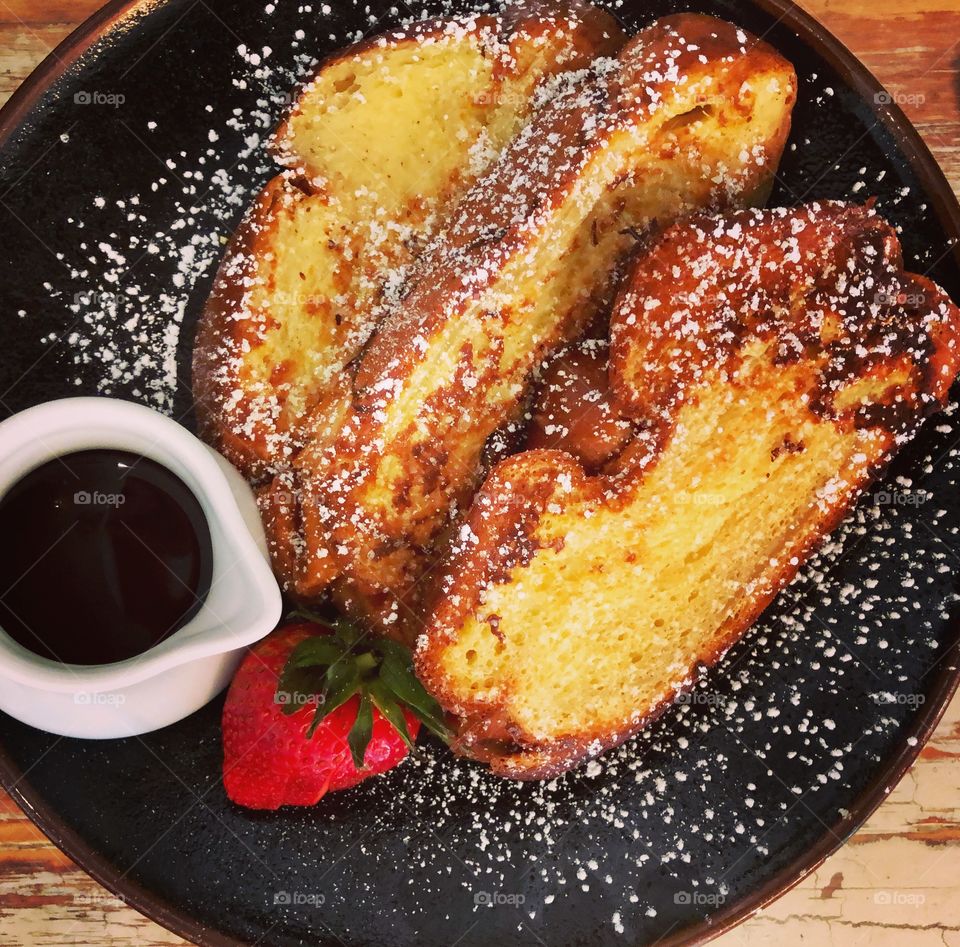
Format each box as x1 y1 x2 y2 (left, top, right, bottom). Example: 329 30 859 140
221 617 450 810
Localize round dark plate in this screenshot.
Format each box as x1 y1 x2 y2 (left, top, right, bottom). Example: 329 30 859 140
1 1 958 945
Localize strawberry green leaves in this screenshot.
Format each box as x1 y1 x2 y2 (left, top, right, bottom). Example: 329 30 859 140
275 615 451 767
304 661 359 739
347 691 374 768
375 639 452 742
368 680 414 750
285 636 344 669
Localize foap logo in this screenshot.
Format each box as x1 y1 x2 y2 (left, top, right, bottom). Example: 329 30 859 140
675 690 729 708
873 488 930 508
273 890 325 907
73 290 120 309
472 89 527 108
264 489 297 509
74 490 126 509
875 289 928 307
266 290 332 308
74 892 127 908
474 890 526 907
874 90 926 108
75 691 126 707
274 690 323 707
674 890 726 907
871 691 926 708
874 890 926 906
671 490 727 508
73 90 126 108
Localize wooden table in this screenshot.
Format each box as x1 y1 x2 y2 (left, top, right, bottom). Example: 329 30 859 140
1 1 959 944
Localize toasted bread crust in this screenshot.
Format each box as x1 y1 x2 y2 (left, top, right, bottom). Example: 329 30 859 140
290 14 797 634
193 176 358 478
193 3 626 481
193 177 282 478
416 203 960 779
273 0 626 179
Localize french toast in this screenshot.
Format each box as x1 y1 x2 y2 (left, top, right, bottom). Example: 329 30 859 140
416 203 960 779
288 13 798 635
192 2 626 479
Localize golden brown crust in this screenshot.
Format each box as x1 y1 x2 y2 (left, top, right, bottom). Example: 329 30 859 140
194 4 627 483
416 202 960 779
192 175 290 479
290 13 797 635
192 175 360 481
256 472 301 591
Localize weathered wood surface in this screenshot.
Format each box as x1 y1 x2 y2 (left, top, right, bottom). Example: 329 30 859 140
0 1 958 944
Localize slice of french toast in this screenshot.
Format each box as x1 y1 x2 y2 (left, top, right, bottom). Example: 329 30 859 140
289 13 797 635
192 2 626 479
416 203 960 779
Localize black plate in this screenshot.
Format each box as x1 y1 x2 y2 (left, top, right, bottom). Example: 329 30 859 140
1 1 959 945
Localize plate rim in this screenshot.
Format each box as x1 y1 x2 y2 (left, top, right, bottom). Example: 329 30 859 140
0 1 958 945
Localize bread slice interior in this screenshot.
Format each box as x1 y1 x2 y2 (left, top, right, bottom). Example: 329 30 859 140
417 203 960 778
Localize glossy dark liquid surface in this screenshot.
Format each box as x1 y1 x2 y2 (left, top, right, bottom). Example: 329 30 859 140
0 449 213 665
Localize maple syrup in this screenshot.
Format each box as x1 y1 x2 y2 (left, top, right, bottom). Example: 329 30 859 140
0 449 213 665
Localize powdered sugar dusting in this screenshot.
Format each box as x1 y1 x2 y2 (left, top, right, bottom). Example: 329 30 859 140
57 11 323 413
13 1 959 943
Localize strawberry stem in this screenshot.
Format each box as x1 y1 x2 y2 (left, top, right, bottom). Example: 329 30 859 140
276 618 453 759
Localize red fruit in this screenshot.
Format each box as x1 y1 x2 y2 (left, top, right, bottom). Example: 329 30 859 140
222 620 439 810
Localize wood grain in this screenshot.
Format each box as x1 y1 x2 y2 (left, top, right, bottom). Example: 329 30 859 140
0 1 958 945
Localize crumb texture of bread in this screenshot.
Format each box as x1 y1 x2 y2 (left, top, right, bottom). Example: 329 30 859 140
192 0 625 479
416 202 960 779
274 0 626 201
290 13 798 635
